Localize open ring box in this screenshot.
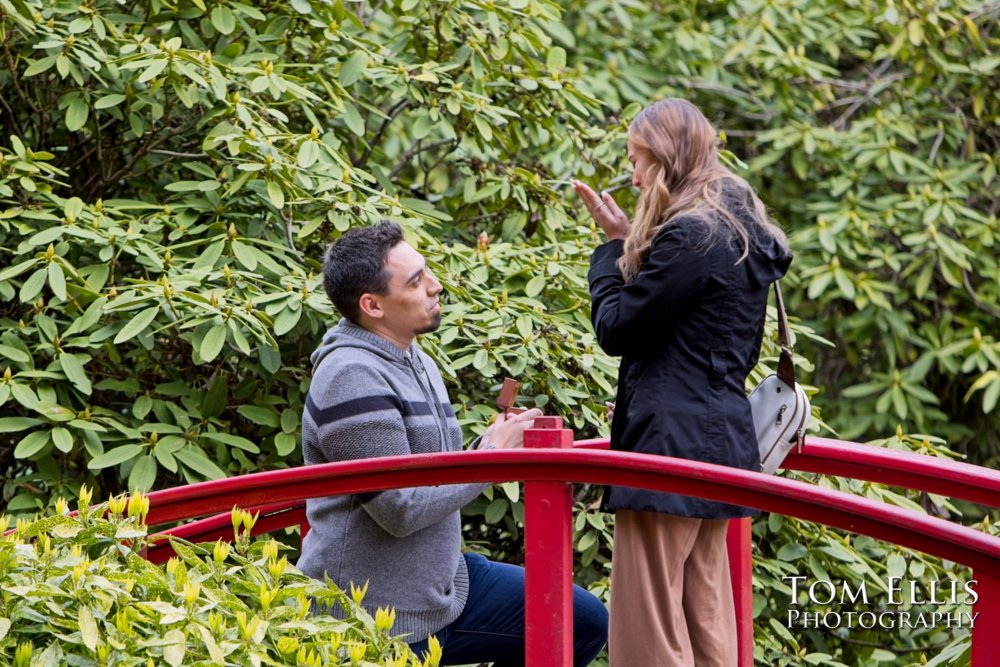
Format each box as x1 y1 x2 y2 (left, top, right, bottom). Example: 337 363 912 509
496 377 526 416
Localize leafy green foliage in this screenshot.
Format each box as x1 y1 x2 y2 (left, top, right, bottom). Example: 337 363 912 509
0 0 630 511
0 491 425 666
3 0 998 665
549 0 1000 454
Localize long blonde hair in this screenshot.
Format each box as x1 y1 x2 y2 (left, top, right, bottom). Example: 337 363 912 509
619 98 787 282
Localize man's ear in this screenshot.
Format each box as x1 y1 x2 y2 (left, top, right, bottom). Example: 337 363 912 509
358 293 384 320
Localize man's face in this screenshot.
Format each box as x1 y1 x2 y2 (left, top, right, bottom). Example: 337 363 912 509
376 242 443 340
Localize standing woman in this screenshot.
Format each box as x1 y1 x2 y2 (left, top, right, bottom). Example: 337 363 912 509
573 98 792 666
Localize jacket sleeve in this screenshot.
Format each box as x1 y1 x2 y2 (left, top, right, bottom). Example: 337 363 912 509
588 220 712 356
310 362 486 538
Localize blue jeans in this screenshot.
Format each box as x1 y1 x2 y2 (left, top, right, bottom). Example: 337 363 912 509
408 553 608 666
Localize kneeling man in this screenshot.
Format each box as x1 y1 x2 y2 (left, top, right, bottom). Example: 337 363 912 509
298 221 608 666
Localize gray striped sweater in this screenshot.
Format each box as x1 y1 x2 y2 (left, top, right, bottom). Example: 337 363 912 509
296 319 486 642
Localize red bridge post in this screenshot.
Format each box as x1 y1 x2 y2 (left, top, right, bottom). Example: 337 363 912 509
524 416 575 667
727 518 754 667
972 570 1000 665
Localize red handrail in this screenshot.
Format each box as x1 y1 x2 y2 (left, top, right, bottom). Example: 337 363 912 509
141 432 1000 666
144 448 1000 573
785 436 1000 506
150 436 1000 549
575 435 1000 508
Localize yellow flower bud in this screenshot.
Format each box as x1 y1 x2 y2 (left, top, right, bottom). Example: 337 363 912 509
259 582 275 611
126 491 148 521
108 493 127 516
14 642 32 667
213 539 231 563
423 635 442 667
350 580 369 605
348 641 367 664
236 611 260 641
184 581 201 606
375 607 396 634
78 484 93 509
268 555 287 579
277 636 299 655
209 611 225 636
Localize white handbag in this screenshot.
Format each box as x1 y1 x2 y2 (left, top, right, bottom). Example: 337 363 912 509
750 283 810 474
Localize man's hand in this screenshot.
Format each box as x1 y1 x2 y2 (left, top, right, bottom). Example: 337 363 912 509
480 408 544 449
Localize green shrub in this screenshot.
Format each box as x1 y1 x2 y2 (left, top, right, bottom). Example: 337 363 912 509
4 0 998 665
0 489 428 666
0 0 628 516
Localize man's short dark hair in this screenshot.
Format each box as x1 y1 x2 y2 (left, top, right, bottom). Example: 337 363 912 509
323 220 404 322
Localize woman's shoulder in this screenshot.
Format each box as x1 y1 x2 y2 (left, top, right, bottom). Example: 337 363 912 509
651 214 717 257
654 214 712 242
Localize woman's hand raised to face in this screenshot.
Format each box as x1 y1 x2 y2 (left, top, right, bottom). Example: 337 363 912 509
572 180 630 242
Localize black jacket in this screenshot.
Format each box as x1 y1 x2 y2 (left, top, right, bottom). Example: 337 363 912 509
589 205 792 519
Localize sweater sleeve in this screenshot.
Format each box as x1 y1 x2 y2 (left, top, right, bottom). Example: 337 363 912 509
588 220 712 356
309 362 485 538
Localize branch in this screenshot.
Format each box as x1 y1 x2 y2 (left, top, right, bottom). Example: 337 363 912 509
362 0 387 27
97 103 195 195
2 27 41 116
388 138 456 179
718 129 762 137
0 89 23 137
670 81 774 122
831 59 896 130
967 2 1000 21
356 98 411 168
927 128 945 164
283 208 303 263
961 269 1000 320
62 118 120 174
841 637 951 654
456 209 507 225
150 149 210 158
94 112 105 182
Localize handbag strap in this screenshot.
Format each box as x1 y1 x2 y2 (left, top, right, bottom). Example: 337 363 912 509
774 282 796 388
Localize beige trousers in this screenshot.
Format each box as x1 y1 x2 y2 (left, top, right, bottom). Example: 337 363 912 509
609 510 737 667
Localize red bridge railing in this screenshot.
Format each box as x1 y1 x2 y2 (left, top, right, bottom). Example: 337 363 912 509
142 420 1000 666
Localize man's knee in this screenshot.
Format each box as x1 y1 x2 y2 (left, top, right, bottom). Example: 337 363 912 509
574 588 610 651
